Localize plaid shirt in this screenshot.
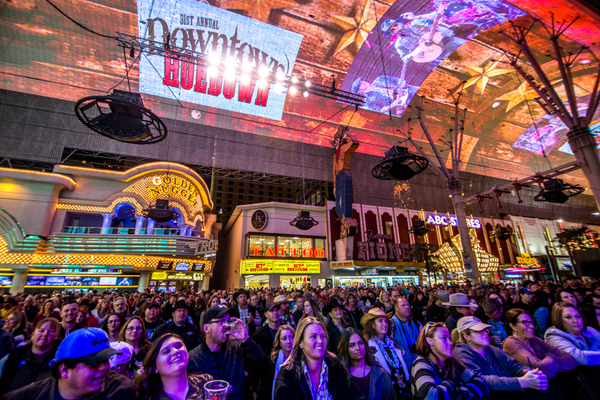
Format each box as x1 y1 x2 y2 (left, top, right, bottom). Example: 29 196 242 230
302 360 333 400
237 305 249 330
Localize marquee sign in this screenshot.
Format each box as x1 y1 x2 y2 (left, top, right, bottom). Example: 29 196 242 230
241 260 321 274
136 0 303 121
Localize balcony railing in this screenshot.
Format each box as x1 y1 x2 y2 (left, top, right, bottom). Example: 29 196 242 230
62 226 204 237
49 226 212 256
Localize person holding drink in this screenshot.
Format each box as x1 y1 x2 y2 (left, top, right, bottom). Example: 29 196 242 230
188 305 270 400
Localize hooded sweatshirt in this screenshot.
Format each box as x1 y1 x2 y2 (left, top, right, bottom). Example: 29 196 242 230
544 326 600 366
452 343 526 392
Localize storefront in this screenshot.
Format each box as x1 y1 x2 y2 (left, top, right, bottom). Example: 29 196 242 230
0 162 219 293
330 261 422 287
219 203 332 288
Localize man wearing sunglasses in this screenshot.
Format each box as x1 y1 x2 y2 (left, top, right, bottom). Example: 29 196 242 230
188 305 270 400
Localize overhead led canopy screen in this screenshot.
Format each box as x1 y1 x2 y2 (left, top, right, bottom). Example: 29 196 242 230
137 0 303 121
341 0 525 117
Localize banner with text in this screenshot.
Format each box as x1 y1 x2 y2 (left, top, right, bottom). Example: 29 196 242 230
137 0 303 120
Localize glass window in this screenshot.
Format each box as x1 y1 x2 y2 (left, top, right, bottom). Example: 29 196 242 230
246 235 325 259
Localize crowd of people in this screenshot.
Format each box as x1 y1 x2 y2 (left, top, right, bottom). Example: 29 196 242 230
0 275 599 400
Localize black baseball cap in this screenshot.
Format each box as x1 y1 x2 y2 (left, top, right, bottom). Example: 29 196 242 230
202 305 233 325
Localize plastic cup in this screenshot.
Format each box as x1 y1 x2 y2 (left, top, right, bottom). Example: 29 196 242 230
204 380 232 400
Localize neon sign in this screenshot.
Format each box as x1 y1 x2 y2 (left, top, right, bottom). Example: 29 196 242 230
426 214 481 229
249 246 325 259
241 260 321 274
137 0 303 121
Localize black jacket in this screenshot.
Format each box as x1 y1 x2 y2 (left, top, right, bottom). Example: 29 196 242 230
273 356 366 400
187 337 270 400
151 320 200 351
253 324 277 357
326 322 343 355
0 343 56 396
0 371 134 400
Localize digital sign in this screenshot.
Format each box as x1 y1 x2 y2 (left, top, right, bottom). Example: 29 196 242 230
241 260 321 274
25 276 136 287
137 0 303 121
341 0 524 117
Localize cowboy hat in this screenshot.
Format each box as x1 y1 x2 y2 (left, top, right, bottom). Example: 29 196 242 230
322 299 343 317
273 295 289 305
442 293 477 308
232 289 250 304
360 307 393 328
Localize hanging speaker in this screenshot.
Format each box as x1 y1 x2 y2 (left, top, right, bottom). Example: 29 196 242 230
74 90 167 144
372 146 429 180
289 211 319 230
409 220 431 237
142 199 181 223
533 178 584 204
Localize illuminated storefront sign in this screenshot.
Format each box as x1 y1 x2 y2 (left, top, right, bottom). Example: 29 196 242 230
137 0 303 121
505 273 523 279
248 246 325 258
195 240 218 257
149 175 200 207
516 253 537 265
425 214 482 229
330 261 354 269
241 260 321 274
50 268 124 274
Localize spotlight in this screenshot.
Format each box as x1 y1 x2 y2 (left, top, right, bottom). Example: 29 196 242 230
240 74 250 85
223 69 236 82
208 52 220 65
291 76 299 84
258 65 269 78
304 80 311 88
207 66 218 77
257 79 268 89
289 86 297 95
492 102 501 108
302 90 309 98
580 59 592 65
276 70 285 81
241 60 252 73
225 57 237 69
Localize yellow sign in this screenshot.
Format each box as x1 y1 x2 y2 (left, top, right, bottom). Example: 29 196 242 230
274 261 320 274
330 261 354 268
516 253 537 265
241 260 320 274
241 261 273 274
151 271 168 280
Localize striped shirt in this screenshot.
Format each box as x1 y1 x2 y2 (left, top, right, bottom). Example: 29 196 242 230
411 356 488 400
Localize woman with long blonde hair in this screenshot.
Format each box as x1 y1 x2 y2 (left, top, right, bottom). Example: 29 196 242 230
273 317 363 400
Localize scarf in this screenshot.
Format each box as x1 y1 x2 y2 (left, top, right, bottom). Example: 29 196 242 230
272 350 287 400
373 335 401 370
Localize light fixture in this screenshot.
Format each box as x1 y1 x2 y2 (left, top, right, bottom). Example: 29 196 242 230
304 80 311 88
240 74 250 85
276 70 285 81
291 76 299 84
241 60 252 73
142 199 181 222
302 90 309 98
290 211 319 230
372 146 429 180
74 89 167 144
257 79 268 89
593 212 600 216
289 86 297 95
492 101 501 108
580 59 592 65
258 65 269 78
556 219 564 223
274 82 283 93
223 70 236 82
224 57 236 69
208 52 220 65
207 66 218 77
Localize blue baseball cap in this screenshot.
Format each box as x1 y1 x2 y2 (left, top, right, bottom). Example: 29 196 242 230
55 328 121 366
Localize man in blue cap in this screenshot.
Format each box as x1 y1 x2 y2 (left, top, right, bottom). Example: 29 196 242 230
1 327 135 400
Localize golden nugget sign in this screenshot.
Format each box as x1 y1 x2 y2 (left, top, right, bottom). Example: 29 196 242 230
241 260 320 274
150 175 199 207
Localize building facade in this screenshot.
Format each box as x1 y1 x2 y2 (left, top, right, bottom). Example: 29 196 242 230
0 162 219 293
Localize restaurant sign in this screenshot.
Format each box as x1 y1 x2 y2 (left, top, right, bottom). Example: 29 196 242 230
241 260 320 274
